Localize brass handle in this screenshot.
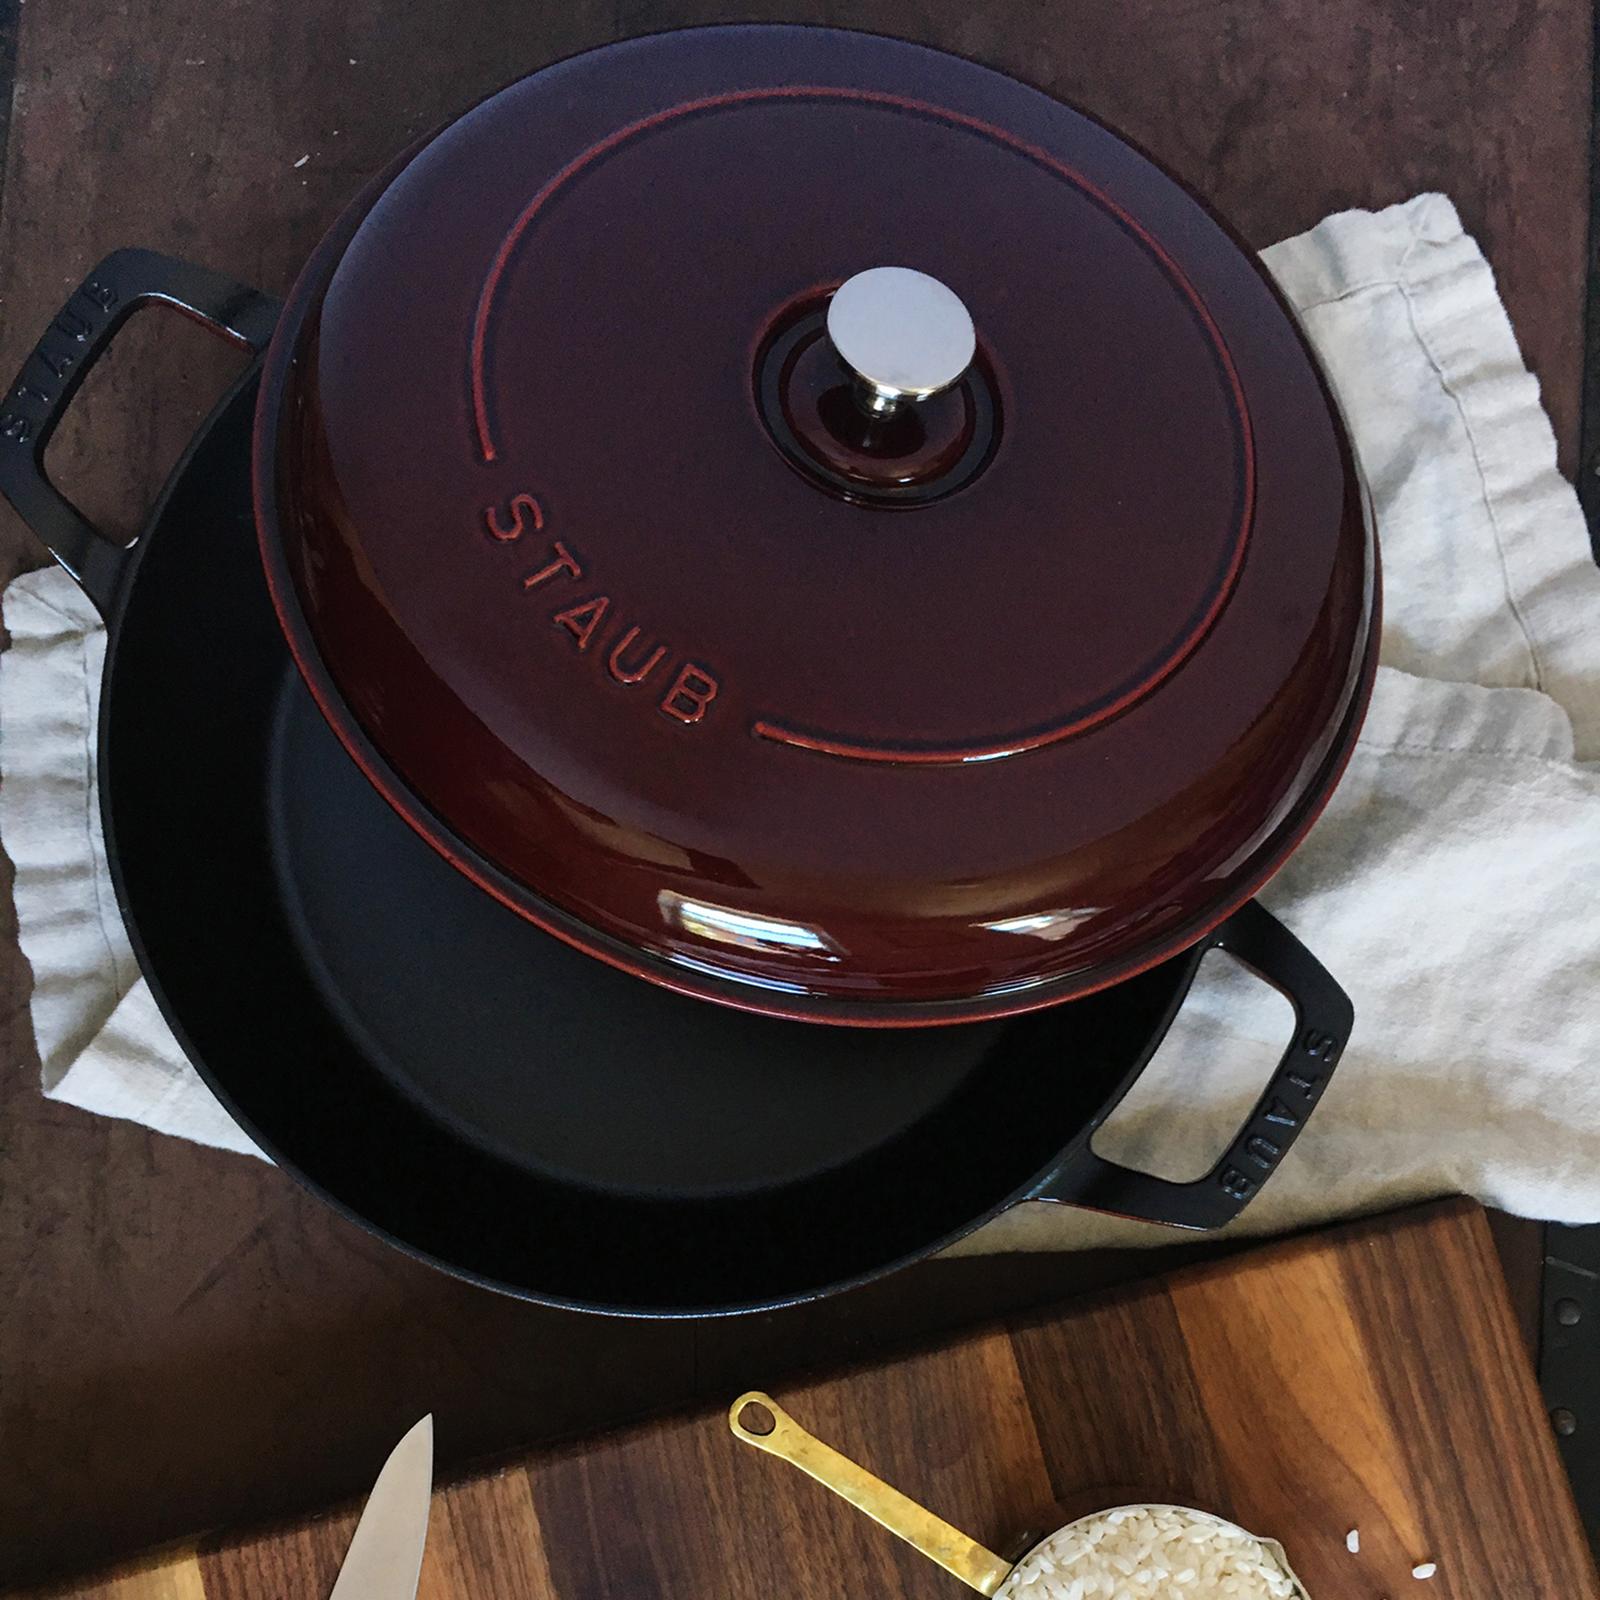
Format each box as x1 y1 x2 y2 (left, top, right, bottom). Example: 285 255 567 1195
728 1392 1015 1596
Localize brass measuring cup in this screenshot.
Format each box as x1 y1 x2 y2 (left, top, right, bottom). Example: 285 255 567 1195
728 1391 1310 1597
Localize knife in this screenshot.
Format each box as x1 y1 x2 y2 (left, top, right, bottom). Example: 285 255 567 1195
329 1414 434 1600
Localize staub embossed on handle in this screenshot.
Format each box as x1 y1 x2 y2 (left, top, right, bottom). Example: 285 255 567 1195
0 274 119 448
1027 899 1352 1229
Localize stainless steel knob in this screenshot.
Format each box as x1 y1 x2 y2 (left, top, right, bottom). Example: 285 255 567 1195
826 267 976 416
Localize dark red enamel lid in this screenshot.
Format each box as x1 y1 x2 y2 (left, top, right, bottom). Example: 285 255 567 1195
257 25 1377 1024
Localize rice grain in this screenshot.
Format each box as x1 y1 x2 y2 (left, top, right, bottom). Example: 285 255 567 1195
997 1505 1305 1600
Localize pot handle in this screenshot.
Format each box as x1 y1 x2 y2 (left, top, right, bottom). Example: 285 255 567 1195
0 248 280 615
1026 900 1351 1229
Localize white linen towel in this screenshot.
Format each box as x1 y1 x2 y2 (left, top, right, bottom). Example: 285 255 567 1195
6 193 1600 1251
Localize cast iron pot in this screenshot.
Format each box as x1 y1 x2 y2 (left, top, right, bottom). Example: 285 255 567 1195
0 25 1367 1310
0 262 1351 1314
247 26 1379 1026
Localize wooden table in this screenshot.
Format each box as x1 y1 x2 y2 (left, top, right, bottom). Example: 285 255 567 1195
0 0 1588 1588
17 1202 1596 1600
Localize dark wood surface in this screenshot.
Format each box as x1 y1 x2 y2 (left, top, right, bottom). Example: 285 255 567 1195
15 1202 1595 1600
0 0 1587 1589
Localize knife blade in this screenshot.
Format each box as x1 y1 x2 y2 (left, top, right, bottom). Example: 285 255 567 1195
329 1414 434 1600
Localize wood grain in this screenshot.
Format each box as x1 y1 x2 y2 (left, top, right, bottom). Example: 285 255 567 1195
1009 1277 1229 1518
18 1203 1593 1600
417 1473 560 1600
37 1554 208 1600
1168 1243 1426 1591
1346 1212 1586 1596
0 0 1588 1586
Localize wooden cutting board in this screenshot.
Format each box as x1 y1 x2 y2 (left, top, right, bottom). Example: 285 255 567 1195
23 1200 1595 1600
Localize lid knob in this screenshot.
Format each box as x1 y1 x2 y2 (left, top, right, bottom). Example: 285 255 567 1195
826 267 976 416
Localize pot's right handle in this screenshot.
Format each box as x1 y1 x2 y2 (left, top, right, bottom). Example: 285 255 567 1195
0 248 280 615
1027 900 1351 1230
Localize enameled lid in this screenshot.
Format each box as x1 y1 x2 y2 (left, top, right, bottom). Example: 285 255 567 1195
259 25 1376 1023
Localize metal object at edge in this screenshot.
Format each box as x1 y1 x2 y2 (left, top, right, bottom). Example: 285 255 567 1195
329 1414 434 1600
1542 1221 1600 1559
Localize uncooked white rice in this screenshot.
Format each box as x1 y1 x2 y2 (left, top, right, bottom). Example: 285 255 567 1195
996 1504 1305 1600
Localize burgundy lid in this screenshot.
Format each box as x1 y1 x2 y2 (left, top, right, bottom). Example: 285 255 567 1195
258 25 1377 1024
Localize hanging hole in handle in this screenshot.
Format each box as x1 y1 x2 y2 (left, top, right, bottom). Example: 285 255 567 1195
38 300 254 546
1090 949 1295 1184
737 1400 777 1437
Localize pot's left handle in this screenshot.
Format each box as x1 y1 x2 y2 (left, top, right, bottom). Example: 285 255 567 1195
0 248 280 615
1026 900 1352 1229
